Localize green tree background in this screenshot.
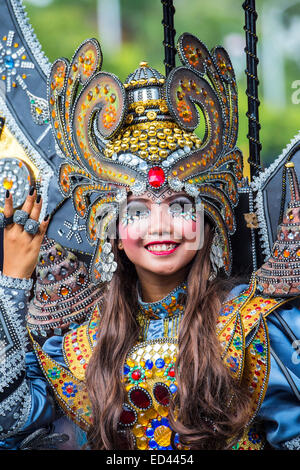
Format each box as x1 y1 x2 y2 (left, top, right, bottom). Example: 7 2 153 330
23 0 300 174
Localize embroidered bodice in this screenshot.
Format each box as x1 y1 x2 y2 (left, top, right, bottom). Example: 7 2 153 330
1 272 300 451
29 276 298 450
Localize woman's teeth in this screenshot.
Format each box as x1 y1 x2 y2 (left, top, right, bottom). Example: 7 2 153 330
146 243 178 252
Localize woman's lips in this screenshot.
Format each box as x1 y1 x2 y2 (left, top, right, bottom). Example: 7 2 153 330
144 242 180 255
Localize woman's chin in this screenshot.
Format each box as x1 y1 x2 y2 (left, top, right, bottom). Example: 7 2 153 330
124 244 198 277
138 259 184 277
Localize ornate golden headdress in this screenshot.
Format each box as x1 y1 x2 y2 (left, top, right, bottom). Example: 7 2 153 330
48 33 243 283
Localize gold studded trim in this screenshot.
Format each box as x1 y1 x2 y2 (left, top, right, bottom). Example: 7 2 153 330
103 120 202 161
124 78 165 89
29 330 92 432
129 120 176 131
128 99 169 113
63 304 100 381
242 314 270 421
221 312 245 382
233 423 266 450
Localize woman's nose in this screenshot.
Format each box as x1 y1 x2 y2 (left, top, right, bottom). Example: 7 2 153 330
147 203 173 236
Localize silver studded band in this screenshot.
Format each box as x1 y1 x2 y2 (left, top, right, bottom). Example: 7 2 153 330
13 209 29 226
24 218 40 235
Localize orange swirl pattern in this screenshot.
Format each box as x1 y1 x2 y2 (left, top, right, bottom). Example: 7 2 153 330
197 184 235 234
166 67 223 178
48 39 138 190
59 163 93 196
177 33 238 153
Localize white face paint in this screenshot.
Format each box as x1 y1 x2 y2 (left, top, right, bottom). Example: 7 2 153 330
118 189 204 278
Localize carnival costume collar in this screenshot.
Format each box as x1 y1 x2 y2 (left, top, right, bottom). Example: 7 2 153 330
48 33 243 285
137 280 187 320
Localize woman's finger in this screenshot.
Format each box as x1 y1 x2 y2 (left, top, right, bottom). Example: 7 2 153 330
3 190 14 228
23 194 43 240
21 186 36 214
13 186 36 233
32 213 50 247
28 194 42 222
3 190 13 217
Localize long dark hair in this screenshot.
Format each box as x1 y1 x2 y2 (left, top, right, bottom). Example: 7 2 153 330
85 222 251 449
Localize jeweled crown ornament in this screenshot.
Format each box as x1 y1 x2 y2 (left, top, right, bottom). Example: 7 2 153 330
48 34 243 283
256 162 300 297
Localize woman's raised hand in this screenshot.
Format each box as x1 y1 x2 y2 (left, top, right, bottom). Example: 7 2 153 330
2 187 50 279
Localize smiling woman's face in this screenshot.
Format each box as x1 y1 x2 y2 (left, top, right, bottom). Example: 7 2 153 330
118 190 203 278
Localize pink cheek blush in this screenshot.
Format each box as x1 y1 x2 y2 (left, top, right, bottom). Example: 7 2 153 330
118 222 152 268
118 222 144 250
172 218 198 242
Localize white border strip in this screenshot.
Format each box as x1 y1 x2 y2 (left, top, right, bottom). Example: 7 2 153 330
10 0 51 77
251 130 300 260
0 94 54 219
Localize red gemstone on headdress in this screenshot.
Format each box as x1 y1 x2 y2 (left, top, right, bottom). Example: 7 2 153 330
148 166 165 188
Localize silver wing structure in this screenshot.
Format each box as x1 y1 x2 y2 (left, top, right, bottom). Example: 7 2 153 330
230 132 300 278
252 132 300 260
0 0 93 260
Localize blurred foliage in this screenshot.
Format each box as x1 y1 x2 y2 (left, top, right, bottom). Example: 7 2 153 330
23 0 300 171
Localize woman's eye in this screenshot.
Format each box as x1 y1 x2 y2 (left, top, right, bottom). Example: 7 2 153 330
169 202 183 214
121 204 150 225
128 204 149 217
169 200 193 212
168 200 196 220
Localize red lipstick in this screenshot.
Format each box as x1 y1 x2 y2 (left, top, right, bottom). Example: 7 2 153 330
144 241 180 256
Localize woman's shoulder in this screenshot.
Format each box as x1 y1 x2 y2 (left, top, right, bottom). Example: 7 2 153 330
219 276 300 336
30 323 93 433
226 283 249 301
218 278 300 449
32 305 100 377
265 298 300 379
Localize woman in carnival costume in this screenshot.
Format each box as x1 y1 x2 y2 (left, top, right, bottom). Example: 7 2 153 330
0 33 300 451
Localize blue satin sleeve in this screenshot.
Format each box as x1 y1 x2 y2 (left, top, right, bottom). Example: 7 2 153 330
213 283 300 448
258 301 300 449
0 336 66 449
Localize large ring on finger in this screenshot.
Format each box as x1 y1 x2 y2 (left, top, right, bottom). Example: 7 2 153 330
0 213 14 228
13 209 29 226
24 218 40 235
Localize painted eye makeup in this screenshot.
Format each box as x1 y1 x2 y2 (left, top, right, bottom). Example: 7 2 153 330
120 202 150 226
